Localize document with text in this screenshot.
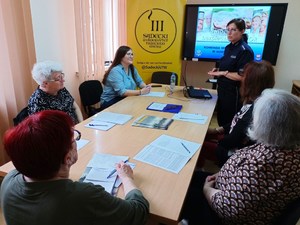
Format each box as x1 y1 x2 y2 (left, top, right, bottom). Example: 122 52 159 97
134 134 201 173
80 153 129 194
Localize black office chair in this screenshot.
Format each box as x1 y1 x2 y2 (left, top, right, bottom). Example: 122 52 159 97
151 71 178 85
79 80 103 117
13 107 29 126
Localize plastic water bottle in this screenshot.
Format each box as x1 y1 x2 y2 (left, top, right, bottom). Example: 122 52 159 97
170 73 176 94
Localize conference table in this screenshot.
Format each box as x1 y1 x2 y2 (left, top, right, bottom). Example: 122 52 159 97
0 85 217 225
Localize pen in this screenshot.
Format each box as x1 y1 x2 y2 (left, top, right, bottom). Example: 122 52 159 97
107 159 129 179
181 142 191 154
89 124 108 126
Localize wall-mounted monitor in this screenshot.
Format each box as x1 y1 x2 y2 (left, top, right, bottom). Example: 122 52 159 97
182 3 288 65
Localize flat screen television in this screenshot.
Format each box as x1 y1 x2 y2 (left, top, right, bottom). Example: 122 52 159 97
182 3 288 65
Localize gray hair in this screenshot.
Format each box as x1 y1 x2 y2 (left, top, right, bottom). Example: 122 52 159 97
32 60 63 85
248 89 300 148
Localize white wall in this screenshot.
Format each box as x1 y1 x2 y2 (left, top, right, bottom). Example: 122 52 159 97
30 0 80 103
29 0 300 93
186 0 300 91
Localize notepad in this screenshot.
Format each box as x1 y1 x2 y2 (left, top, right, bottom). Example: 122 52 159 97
147 102 182 113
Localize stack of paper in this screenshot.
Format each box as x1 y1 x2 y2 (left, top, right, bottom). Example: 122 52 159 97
134 134 201 173
80 153 129 194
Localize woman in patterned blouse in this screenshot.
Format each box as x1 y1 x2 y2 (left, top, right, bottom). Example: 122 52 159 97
182 89 300 225
28 60 82 124
198 60 275 168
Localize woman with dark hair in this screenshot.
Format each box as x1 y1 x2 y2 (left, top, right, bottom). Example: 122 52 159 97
199 60 275 168
208 18 254 126
0 110 149 225
101 46 151 109
182 89 300 225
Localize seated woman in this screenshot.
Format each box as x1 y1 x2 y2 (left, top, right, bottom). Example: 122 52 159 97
181 89 300 225
0 110 149 225
28 60 82 124
101 46 151 109
198 60 275 168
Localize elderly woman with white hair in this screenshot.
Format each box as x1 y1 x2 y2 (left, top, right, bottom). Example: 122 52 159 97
28 60 82 124
181 89 300 225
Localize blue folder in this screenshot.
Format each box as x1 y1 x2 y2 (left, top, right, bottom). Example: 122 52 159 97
147 102 182 113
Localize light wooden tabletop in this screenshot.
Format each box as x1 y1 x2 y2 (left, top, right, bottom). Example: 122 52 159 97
0 86 218 225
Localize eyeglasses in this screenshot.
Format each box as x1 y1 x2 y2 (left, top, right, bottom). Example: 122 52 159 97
48 73 65 82
226 28 238 33
126 52 134 56
74 129 81 141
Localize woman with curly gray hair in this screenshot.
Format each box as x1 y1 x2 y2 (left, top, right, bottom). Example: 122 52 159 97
182 89 300 225
28 60 82 124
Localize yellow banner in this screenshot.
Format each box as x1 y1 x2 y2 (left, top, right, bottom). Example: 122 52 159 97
127 0 186 84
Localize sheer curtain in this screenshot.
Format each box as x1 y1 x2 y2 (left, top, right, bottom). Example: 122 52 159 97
0 0 36 165
0 0 127 165
74 0 127 83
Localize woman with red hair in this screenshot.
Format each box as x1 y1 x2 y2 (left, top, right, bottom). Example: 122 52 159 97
0 110 149 225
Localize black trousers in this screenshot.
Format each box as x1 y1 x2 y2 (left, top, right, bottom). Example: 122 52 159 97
217 84 241 126
180 171 223 225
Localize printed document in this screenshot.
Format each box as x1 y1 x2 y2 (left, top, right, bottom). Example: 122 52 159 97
134 134 201 173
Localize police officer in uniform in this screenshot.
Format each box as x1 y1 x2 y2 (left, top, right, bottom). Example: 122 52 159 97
208 18 254 126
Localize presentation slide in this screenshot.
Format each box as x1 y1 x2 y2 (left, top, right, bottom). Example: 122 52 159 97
194 6 271 61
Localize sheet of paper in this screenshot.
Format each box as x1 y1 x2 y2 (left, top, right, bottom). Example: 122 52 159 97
83 178 116 194
134 134 201 173
134 145 190 174
151 134 200 157
76 139 89 151
87 153 128 168
85 167 116 181
147 102 167 110
84 120 116 131
93 112 133 125
172 112 208 124
142 92 165 97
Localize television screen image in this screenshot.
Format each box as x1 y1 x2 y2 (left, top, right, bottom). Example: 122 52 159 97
183 4 288 65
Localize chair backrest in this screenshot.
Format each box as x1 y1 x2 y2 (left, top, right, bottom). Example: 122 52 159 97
272 197 300 225
79 80 103 115
13 107 29 126
151 71 178 85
